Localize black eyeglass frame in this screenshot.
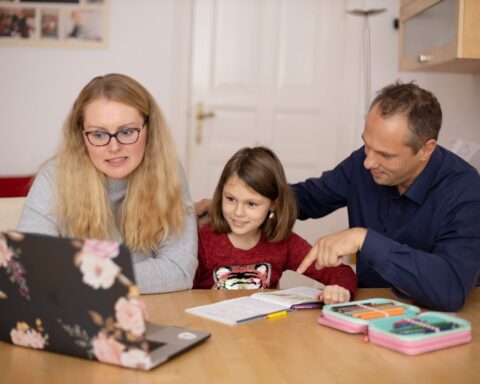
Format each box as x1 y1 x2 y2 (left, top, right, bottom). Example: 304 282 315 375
83 121 147 147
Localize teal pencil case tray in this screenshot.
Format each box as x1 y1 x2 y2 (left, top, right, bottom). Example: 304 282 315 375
318 298 472 355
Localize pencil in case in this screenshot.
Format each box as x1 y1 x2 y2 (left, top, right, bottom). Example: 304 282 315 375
318 298 471 355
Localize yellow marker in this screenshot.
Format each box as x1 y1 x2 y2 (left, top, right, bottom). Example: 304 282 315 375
267 311 288 319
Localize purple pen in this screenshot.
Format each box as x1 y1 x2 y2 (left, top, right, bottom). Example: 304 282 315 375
291 302 323 310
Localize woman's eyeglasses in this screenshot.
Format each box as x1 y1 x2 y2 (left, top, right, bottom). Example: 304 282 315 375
84 123 146 147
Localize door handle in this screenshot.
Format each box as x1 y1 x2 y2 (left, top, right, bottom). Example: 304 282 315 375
195 102 215 144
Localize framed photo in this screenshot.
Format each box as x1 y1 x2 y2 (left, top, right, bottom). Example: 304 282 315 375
0 7 36 39
64 8 103 42
0 0 108 47
40 9 59 39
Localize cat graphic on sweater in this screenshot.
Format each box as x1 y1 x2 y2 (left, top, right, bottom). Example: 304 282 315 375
213 263 271 289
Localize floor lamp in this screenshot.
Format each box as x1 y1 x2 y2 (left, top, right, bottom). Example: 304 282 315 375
347 8 386 115
345 8 386 265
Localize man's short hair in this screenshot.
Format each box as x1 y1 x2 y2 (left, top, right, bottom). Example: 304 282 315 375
370 81 442 152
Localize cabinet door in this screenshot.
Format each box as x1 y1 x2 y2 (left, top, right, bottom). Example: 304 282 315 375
404 0 457 60
399 0 480 72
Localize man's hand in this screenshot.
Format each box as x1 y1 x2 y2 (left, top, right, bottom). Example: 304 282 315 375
194 198 212 227
296 227 367 273
317 285 351 304
195 198 212 218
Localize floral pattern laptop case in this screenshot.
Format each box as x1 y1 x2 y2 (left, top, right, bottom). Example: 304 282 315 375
0 231 161 370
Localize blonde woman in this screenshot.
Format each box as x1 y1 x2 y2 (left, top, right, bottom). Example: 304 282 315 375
18 73 197 293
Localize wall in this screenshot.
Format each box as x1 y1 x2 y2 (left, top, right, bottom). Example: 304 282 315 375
0 0 479 178
0 0 188 176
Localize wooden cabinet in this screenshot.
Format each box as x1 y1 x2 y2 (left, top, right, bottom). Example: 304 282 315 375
399 0 480 72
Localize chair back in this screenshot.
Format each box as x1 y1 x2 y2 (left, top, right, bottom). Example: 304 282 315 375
0 197 26 230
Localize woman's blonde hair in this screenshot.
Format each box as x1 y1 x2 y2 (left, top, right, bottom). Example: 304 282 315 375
55 73 184 252
209 146 297 242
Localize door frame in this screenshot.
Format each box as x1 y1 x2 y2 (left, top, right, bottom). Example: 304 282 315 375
169 0 194 170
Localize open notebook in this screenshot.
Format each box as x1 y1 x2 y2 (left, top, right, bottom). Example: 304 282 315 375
186 286 323 325
0 231 210 370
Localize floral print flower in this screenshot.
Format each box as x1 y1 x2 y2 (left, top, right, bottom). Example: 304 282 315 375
115 297 148 337
120 349 153 370
76 240 121 289
91 331 125 365
10 320 48 349
0 237 13 268
79 252 120 289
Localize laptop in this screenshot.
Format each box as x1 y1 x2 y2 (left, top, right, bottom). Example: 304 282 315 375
0 230 210 370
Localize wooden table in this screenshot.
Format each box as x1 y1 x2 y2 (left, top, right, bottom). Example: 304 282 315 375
2 288 479 383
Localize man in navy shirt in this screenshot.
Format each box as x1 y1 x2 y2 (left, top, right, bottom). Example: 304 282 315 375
295 82 480 311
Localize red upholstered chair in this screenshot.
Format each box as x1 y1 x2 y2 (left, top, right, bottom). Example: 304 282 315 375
0 176 33 198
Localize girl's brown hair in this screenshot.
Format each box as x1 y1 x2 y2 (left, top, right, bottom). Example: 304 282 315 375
55 73 184 252
209 146 297 242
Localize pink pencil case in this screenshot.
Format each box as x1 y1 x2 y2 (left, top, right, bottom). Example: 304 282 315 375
318 298 471 355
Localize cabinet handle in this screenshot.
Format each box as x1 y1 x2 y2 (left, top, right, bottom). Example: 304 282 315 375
417 54 431 63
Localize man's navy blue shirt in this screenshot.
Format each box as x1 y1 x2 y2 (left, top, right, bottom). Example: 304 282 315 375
292 146 480 311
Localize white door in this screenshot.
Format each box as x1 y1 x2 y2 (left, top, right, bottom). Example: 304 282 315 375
187 0 362 243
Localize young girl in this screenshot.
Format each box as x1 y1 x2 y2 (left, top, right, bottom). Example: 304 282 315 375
193 147 356 304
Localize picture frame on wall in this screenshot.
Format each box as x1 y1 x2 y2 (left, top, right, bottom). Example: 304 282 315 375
20 0 80 3
0 0 107 47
